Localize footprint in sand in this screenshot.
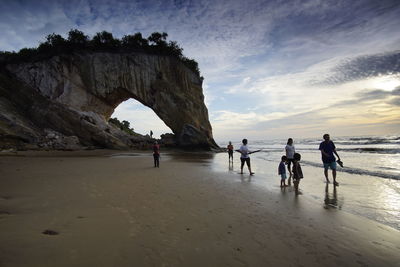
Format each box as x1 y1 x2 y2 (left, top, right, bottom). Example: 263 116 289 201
42 229 59 235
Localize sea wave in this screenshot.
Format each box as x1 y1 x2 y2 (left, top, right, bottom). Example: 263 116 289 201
254 147 400 155
348 136 400 141
337 148 400 154
301 160 400 180
335 140 400 145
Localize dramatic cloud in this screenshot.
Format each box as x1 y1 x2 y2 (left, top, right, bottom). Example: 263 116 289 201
318 51 400 86
1 0 400 140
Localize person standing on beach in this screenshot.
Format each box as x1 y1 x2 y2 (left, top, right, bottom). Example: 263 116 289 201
279 155 288 187
152 141 160 168
237 139 255 175
285 138 295 185
227 141 234 162
292 153 303 195
319 134 341 186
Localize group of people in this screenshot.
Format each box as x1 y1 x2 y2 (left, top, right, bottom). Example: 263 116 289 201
228 134 341 195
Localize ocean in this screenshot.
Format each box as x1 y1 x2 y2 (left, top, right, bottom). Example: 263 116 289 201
219 135 400 179
216 135 400 230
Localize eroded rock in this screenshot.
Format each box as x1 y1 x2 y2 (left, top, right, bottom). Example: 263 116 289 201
0 52 218 150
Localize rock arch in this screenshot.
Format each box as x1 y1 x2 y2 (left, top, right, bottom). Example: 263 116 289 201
4 52 218 149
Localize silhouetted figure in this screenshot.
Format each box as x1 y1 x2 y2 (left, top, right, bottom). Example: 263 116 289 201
319 134 341 186
152 141 160 167
150 130 153 138
236 139 255 175
227 141 234 162
285 138 295 185
292 153 303 195
278 155 288 187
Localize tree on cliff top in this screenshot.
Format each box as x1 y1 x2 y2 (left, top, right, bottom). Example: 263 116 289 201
0 29 201 77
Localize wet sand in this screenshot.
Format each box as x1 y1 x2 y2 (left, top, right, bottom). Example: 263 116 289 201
0 151 399 267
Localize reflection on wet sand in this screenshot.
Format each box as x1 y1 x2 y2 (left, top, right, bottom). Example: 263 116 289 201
240 174 252 183
324 183 342 210
166 151 216 163
228 161 233 171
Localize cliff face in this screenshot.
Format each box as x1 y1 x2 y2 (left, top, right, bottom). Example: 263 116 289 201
0 52 218 150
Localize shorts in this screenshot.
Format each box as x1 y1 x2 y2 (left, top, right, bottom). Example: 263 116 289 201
228 150 233 155
240 157 250 166
323 161 336 170
280 173 287 180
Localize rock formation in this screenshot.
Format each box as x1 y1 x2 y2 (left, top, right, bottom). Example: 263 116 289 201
0 52 218 150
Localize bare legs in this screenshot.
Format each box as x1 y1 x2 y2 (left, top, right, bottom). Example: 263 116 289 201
294 180 300 195
240 159 254 175
228 152 233 162
324 169 330 183
153 154 159 167
324 168 338 185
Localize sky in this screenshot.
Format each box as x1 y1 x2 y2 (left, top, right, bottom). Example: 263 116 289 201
1 0 399 142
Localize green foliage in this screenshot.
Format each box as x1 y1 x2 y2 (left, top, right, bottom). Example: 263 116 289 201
181 57 200 76
121 33 148 49
16 48 37 60
45 33 67 47
109 117 136 135
91 31 120 49
67 29 89 48
148 32 168 46
1 29 201 76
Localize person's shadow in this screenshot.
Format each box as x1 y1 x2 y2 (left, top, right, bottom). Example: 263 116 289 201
324 183 341 209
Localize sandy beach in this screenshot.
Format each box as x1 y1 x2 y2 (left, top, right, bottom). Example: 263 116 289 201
0 150 399 267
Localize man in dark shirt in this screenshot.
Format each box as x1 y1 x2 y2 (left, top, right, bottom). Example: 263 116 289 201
319 134 341 186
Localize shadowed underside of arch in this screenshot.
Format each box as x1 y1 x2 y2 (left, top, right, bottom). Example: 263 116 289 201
1 52 218 150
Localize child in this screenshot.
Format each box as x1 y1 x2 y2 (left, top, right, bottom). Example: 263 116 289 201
292 153 303 195
278 156 288 187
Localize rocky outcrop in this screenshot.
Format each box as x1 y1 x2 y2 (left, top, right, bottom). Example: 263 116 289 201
0 52 218 150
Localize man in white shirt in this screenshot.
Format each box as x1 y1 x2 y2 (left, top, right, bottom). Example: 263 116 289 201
237 139 255 175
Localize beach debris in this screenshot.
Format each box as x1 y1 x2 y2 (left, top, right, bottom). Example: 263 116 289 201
42 229 59 235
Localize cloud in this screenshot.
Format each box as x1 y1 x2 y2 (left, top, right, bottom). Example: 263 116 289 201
211 83 400 140
318 51 400 86
1 0 400 139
